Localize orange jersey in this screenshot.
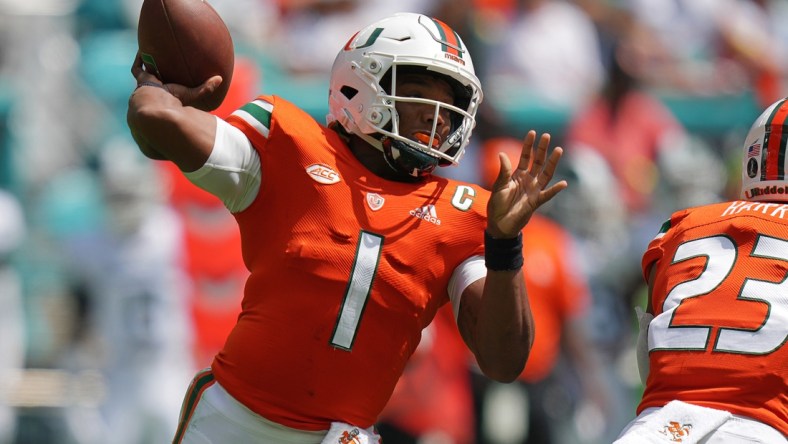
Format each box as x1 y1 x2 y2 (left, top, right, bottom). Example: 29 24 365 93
640 200 788 435
213 96 489 430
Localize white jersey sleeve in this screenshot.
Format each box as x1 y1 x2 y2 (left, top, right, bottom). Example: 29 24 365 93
447 255 486 320
183 117 262 213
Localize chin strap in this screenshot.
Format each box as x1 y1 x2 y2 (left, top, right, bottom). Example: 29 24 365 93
349 131 438 179
381 137 439 179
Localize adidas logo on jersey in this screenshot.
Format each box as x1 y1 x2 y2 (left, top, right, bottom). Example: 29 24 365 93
410 204 441 225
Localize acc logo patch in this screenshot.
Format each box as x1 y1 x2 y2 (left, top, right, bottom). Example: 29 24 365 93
306 164 341 184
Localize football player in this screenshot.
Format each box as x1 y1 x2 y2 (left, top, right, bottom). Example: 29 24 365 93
128 12 567 443
614 97 788 443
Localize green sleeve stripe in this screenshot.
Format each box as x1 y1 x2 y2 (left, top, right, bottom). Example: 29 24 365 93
232 100 273 138
658 220 671 234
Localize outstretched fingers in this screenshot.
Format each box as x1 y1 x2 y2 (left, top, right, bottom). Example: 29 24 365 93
530 132 551 175
492 151 514 192
517 130 537 172
540 179 568 205
537 146 563 189
537 147 568 203
518 131 554 177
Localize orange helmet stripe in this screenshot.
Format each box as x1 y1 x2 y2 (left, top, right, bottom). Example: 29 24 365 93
430 18 462 57
763 98 788 181
342 31 360 51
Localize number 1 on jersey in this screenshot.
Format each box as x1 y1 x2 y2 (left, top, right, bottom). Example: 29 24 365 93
330 231 384 350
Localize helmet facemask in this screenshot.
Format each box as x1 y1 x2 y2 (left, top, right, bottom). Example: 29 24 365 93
374 65 476 177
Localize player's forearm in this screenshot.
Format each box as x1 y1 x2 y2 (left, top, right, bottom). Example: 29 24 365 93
127 86 216 171
127 85 182 158
128 121 168 160
474 269 533 382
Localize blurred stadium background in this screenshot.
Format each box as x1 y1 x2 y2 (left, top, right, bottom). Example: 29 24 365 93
0 0 785 443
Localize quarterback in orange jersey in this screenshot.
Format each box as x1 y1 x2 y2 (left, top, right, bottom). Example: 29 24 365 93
615 97 788 444
127 12 567 444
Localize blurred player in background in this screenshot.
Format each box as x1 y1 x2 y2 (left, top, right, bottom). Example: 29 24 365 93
65 143 195 444
376 305 476 444
474 138 611 444
377 137 612 444
127 11 567 443
615 97 788 443
0 190 26 444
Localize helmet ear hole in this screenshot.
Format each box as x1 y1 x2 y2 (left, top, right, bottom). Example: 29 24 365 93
340 86 359 100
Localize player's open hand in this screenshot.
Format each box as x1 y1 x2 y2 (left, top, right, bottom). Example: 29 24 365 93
486 130 567 238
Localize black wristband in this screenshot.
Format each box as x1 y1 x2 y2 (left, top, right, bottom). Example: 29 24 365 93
484 231 524 271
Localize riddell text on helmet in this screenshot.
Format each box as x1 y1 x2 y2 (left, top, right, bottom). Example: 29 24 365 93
745 185 788 199
444 53 465 66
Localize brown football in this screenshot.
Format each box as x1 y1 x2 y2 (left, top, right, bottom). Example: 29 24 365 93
137 0 234 111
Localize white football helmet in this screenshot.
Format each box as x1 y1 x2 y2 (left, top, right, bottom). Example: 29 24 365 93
741 97 788 202
327 12 483 177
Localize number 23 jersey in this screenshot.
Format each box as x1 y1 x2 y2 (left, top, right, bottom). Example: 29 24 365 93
641 200 788 435
211 96 489 431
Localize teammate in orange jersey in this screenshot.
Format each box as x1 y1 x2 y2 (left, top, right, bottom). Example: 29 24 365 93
127 12 567 443
614 97 788 443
